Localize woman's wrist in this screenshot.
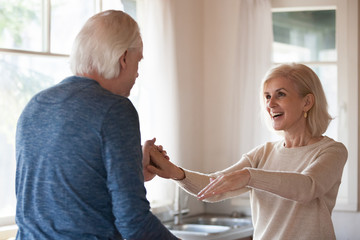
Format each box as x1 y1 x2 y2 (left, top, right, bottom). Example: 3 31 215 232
173 167 186 180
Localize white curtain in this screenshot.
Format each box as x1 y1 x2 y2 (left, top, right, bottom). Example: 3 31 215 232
134 0 179 205
203 0 273 172
134 0 273 205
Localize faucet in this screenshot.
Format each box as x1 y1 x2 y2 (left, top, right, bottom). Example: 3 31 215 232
173 185 189 225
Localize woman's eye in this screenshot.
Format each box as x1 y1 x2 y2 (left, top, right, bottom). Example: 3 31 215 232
265 94 271 100
278 92 286 97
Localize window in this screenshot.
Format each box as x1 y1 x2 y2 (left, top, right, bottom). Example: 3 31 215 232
271 0 358 211
272 10 337 139
0 0 136 226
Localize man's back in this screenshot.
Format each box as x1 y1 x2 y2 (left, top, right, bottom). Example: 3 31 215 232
15 76 175 239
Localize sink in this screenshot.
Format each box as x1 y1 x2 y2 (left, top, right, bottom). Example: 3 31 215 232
184 216 252 228
165 214 253 240
166 223 230 234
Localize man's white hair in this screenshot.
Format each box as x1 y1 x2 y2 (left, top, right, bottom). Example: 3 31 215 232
69 10 142 79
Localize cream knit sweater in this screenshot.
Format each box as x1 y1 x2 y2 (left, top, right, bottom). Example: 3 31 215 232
177 136 347 240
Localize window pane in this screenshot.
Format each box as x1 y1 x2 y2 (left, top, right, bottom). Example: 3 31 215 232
102 0 124 11
272 10 336 62
51 0 96 54
0 53 70 218
0 0 42 51
101 0 136 20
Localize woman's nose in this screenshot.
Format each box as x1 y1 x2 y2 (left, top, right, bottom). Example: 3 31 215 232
267 97 276 108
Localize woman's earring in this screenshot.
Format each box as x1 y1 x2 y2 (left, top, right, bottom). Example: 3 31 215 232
304 112 308 118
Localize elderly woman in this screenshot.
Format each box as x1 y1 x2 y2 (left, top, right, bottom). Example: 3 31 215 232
146 63 348 240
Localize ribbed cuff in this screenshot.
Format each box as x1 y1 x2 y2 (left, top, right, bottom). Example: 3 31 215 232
245 167 281 192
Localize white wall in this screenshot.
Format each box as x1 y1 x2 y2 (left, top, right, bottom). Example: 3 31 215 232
332 211 360 240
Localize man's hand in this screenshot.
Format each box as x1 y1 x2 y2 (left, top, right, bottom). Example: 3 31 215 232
142 138 156 182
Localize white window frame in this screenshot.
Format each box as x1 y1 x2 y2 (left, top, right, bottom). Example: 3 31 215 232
271 0 359 211
0 0 108 57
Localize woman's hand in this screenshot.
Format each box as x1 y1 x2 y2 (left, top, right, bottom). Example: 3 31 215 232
147 147 185 180
197 169 250 200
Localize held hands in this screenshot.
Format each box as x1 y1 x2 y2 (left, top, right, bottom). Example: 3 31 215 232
147 146 185 180
144 139 250 201
143 138 182 181
197 169 250 200
143 138 170 181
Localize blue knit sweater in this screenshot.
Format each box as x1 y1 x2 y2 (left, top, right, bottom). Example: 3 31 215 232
15 76 177 240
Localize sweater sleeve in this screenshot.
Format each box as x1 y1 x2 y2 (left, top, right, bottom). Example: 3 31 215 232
101 99 177 240
246 142 348 203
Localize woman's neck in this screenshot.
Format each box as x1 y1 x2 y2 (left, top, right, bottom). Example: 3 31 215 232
283 132 323 148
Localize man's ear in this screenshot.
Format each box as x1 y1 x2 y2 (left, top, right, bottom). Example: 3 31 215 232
304 93 315 112
119 50 128 69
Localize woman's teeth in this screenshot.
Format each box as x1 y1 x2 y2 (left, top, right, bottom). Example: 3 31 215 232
272 113 283 118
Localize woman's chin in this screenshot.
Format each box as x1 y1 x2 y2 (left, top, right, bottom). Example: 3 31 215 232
272 124 282 131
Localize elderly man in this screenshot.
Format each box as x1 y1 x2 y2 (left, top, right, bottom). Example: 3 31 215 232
15 10 177 240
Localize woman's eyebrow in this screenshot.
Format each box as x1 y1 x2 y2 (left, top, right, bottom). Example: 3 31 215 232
264 87 287 95
275 88 287 92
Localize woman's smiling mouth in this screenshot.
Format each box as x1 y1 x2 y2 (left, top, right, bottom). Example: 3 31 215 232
271 112 284 119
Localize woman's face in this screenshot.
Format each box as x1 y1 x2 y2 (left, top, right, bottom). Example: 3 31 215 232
263 77 308 134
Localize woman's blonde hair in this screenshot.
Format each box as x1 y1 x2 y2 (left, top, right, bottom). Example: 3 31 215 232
260 63 332 137
69 10 142 79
